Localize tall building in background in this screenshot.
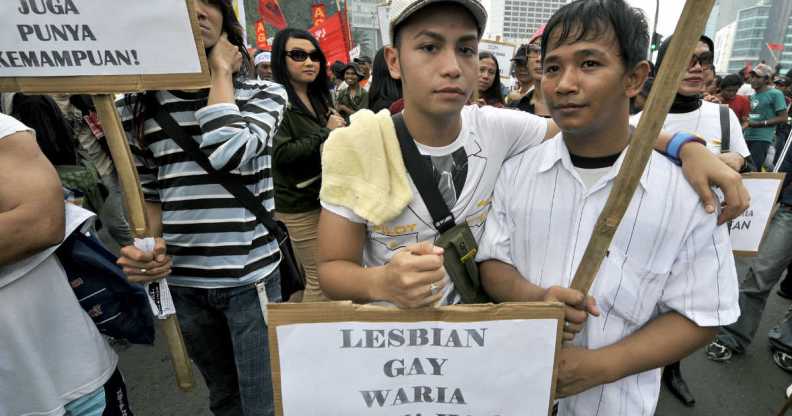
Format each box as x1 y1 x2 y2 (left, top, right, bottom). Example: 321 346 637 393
715 21 737 73
347 0 382 57
715 0 764 32
727 0 792 74
484 0 568 44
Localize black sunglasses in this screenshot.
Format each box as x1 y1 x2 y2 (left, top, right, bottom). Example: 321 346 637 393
689 51 714 69
286 49 323 62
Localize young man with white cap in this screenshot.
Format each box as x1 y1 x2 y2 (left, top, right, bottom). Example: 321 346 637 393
317 0 748 314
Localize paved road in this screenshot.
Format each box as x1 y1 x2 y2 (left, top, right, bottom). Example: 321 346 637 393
117 264 791 415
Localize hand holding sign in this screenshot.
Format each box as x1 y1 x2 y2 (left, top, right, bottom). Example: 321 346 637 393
542 286 600 342
378 242 447 308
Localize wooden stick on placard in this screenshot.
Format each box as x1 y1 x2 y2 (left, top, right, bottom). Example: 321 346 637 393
93 95 194 392
569 0 716 294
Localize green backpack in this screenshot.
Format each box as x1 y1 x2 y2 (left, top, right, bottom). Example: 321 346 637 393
57 162 106 215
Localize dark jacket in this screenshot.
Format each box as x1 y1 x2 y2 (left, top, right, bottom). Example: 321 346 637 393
273 102 330 213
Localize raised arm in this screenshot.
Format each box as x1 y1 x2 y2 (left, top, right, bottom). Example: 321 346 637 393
0 130 65 266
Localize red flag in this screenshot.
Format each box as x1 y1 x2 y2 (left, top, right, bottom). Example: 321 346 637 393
259 0 287 30
255 19 270 51
310 13 350 64
768 43 785 52
311 3 327 28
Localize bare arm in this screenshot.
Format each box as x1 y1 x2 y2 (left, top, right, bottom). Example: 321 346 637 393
317 209 446 308
480 259 598 341
557 312 716 397
480 259 545 302
0 131 65 266
748 110 787 128
545 119 749 223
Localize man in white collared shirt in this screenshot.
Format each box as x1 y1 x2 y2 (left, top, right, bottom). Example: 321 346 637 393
476 1 740 415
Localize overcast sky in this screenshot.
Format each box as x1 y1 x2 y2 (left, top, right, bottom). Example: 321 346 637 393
625 0 687 36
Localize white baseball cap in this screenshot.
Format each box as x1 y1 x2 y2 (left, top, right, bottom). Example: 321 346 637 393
254 51 271 66
389 0 488 43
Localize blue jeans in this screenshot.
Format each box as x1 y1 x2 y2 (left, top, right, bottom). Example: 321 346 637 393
717 205 792 353
171 273 281 416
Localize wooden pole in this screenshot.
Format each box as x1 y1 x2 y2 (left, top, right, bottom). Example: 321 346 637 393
777 394 792 416
569 0 716 294
93 94 194 392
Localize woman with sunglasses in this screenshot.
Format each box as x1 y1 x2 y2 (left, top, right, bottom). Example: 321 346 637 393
476 51 504 107
271 28 345 303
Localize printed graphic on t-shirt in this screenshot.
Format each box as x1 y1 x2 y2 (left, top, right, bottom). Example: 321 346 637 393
427 147 469 209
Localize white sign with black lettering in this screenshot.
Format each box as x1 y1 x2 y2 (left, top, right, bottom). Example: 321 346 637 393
728 173 785 254
276 319 558 415
0 0 202 76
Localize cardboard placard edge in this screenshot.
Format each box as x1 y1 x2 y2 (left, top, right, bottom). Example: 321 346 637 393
267 301 565 416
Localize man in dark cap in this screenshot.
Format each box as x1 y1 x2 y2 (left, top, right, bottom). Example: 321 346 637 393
353 56 373 90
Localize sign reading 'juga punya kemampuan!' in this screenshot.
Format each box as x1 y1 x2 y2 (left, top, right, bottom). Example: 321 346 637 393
1 0 202 76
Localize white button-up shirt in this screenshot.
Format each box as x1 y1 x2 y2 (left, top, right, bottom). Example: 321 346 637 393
477 135 740 416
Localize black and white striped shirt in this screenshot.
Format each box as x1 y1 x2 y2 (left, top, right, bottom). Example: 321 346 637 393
119 80 287 288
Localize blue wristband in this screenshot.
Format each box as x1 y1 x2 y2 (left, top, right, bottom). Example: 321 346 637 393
666 132 705 165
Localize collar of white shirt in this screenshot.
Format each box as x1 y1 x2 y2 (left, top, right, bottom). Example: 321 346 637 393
537 133 652 193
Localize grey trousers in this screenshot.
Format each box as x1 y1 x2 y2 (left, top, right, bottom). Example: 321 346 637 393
716 205 792 353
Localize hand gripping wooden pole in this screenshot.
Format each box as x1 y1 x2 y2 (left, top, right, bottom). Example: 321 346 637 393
569 0 716 294
93 94 194 392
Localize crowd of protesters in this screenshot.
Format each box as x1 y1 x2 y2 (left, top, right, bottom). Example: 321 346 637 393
3 0 792 415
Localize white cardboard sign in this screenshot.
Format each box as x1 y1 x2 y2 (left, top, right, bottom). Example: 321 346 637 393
0 0 202 77
728 173 785 255
276 319 558 415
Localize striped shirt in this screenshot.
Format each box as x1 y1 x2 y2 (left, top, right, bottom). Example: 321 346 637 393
118 80 287 288
477 135 740 416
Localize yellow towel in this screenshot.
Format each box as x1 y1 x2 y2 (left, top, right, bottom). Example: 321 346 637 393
320 109 412 225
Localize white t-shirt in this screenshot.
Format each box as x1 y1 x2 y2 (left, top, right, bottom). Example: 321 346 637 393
631 100 751 157
0 113 117 416
322 105 548 305
476 135 739 416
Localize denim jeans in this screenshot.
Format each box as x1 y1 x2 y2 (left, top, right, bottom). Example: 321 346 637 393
716 205 792 353
171 272 282 416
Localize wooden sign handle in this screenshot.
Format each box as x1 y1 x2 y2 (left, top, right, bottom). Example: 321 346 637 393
569 0 717 294
93 94 194 392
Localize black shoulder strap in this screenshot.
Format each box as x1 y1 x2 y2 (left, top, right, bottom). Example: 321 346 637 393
152 104 285 242
392 113 456 233
720 104 730 153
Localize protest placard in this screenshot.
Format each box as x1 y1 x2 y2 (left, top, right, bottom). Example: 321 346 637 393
0 0 212 390
729 172 786 256
268 302 564 416
0 0 210 93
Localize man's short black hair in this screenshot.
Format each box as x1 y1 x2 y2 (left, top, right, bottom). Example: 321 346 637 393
541 0 649 72
720 74 742 89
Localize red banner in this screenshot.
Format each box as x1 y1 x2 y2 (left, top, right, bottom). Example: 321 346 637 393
311 3 327 28
310 13 349 64
259 0 287 30
255 19 270 51
768 43 785 52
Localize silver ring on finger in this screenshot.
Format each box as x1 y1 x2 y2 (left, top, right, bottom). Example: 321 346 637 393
140 268 147 274
430 282 438 295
